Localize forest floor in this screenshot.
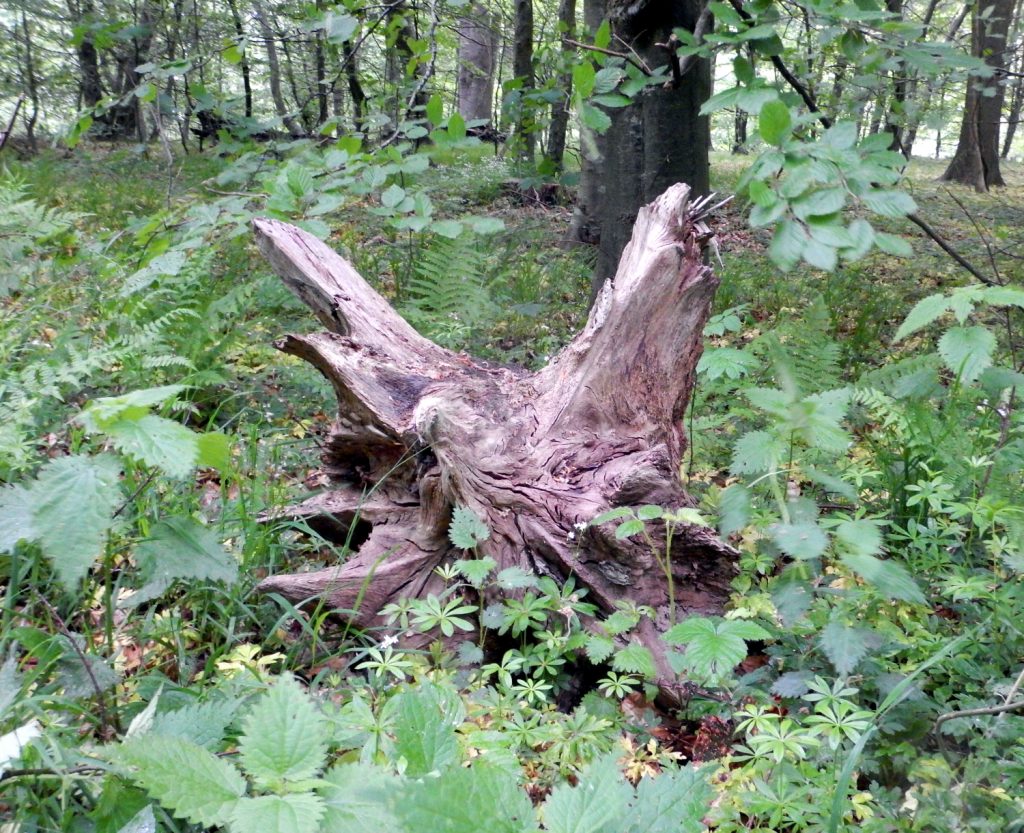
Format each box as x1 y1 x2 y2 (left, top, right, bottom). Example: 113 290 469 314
3 142 1024 831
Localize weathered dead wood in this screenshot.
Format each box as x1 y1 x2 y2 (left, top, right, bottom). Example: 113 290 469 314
254 183 738 696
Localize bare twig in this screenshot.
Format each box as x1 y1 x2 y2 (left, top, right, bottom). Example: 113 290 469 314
563 38 653 75
0 94 25 151
934 698 1024 729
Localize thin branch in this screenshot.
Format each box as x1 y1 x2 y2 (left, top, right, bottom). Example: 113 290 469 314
563 37 652 75
905 212 996 287
0 94 25 151
935 698 1024 728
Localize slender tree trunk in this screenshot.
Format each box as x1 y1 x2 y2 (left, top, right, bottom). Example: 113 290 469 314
513 0 535 162
941 0 1014 190
578 0 712 301
19 11 40 152
343 42 366 128
253 0 304 136
71 0 105 110
546 0 576 169
884 0 908 153
227 0 253 118
1002 71 1023 157
457 2 498 123
252 184 737 705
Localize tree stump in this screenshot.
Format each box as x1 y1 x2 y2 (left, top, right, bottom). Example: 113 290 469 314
254 183 738 693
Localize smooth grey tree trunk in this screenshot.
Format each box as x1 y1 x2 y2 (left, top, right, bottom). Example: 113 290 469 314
252 0 305 137
457 3 498 123
941 0 1015 190
577 0 712 301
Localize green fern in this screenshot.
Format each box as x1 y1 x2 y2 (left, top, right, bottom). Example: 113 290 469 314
400 235 496 346
754 296 842 395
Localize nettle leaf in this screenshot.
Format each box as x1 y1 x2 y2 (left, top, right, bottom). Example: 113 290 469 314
398 761 534 833
33 454 123 590
772 520 829 560
730 430 785 475
116 735 245 827
840 552 925 604
454 556 497 588
104 415 199 479
834 519 883 558
449 506 490 549
384 682 460 776
80 385 187 430
149 697 239 748
613 644 656 679
663 617 769 682
319 763 400 833
820 620 872 675
771 670 813 698
625 764 713 833
228 794 325 833
894 293 950 341
717 484 750 536
116 805 156 833
697 347 759 380
0 484 36 553
496 566 538 590
131 517 238 606
586 633 616 663
238 675 328 787
56 634 120 697
938 325 995 383
543 752 631 833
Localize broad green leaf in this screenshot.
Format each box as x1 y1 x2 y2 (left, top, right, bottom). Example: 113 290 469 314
860 189 916 218
820 620 872 675
33 455 122 590
834 519 883 558
319 763 401 833
894 293 951 341
238 675 328 787
758 100 791 146
573 62 596 98
624 765 713 833
381 184 406 209
580 103 611 133
840 552 925 604
543 752 631 833
55 633 119 697
612 644 656 679
132 517 238 605
450 507 490 549
116 735 245 827
873 231 913 256
586 634 615 663
116 805 156 833
384 683 460 776
615 519 645 539
773 521 829 560
938 325 995 383
105 415 199 478
454 556 497 588
717 484 750 536
196 432 232 470
792 188 845 220
397 761 534 833
0 485 36 552
802 238 838 271
228 794 325 833
768 220 807 271
983 286 1024 308
426 94 444 126
431 219 463 239
447 112 467 140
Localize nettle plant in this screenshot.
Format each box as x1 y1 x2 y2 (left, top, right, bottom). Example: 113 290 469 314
106 664 715 833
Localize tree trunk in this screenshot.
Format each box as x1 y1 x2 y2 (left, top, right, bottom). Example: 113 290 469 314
253 184 737 701
19 10 39 152
546 0 577 170
941 0 1014 190
253 0 305 137
227 0 253 119
578 0 712 302
457 2 498 123
513 0 536 162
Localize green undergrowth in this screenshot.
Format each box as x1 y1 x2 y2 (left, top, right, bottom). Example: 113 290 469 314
1 143 1024 832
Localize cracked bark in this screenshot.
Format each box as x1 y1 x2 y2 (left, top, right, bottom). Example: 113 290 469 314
253 183 737 699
